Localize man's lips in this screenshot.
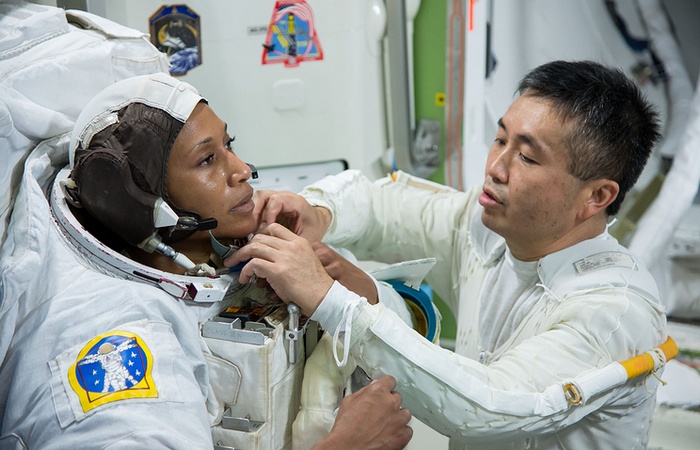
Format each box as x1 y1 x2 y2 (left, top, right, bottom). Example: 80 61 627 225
479 187 502 207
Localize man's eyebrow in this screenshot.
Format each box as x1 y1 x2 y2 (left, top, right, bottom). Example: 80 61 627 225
498 117 543 152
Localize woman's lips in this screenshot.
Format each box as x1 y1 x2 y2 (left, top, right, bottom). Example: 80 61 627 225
230 194 254 213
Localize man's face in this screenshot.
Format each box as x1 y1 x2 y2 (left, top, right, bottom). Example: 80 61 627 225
167 102 257 240
479 93 588 260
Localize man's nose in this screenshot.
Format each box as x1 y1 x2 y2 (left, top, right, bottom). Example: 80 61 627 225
486 149 509 183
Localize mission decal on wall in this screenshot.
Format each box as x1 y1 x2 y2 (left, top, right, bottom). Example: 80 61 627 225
262 0 324 68
149 4 202 76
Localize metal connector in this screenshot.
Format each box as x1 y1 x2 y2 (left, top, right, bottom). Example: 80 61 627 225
286 303 302 364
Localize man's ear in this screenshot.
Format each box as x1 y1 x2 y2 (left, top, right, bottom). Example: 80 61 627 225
578 179 619 220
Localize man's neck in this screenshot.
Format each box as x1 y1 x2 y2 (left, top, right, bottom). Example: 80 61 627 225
507 219 607 262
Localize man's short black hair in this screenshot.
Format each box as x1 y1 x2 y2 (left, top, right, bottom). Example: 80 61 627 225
517 60 661 216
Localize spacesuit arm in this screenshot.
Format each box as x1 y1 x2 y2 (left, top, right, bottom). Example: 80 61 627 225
301 170 478 314
312 281 665 442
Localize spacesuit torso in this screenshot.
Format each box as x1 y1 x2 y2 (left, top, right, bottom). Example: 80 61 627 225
0 162 306 450
304 169 668 450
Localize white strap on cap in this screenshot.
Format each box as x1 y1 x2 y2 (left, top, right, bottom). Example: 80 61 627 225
69 72 203 168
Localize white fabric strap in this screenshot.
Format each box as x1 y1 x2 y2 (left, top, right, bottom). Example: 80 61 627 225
311 281 367 367
332 300 359 367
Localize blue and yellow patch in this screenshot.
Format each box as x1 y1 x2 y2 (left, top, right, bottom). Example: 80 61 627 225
68 330 157 413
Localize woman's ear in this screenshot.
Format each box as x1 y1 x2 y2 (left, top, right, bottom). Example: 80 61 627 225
578 179 619 221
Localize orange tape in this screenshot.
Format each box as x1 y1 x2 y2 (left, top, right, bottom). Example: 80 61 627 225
621 336 678 379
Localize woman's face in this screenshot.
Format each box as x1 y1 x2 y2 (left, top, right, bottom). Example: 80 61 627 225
167 102 256 240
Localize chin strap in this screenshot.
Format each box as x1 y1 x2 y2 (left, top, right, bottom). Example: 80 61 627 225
209 231 251 272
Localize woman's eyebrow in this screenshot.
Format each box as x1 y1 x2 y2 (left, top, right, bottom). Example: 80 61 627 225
191 123 229 151
192 136 214 150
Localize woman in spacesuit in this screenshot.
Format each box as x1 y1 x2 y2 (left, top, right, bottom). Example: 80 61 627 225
0 72 412 450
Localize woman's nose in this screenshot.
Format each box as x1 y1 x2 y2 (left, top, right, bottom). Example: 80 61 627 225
226 152 251 185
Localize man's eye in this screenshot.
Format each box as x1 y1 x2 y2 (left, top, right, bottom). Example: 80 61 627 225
493 138 505 146
519 153 536 164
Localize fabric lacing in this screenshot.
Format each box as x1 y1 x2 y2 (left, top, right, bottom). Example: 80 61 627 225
332 297 363 367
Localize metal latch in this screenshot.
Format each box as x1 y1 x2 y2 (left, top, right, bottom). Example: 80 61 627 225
222 408 264 432
202 317 273 345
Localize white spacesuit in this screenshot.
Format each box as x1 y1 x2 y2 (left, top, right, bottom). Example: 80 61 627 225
299 169 670 450
0 58 293 448
1 7 173 448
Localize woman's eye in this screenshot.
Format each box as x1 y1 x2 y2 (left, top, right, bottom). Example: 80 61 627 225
225 136 236 151
200 154 215 166
493 137 505 146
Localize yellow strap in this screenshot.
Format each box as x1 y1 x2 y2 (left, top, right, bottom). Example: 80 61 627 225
620 336 678 379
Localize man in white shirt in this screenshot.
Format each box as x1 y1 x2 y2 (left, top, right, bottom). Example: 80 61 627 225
228 60 668 449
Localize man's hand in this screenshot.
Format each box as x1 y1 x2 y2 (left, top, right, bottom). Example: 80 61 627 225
313 242 378 305
253 190 331 242
313 375 413 450
225 223 334 316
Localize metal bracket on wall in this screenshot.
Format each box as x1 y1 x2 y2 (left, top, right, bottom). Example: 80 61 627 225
386 0 415 174
412 119 440 178
386 1 440 179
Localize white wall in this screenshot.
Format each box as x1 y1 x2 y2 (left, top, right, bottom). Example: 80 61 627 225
84 0 391 179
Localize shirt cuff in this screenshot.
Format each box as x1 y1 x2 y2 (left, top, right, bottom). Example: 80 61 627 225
310 280 366 333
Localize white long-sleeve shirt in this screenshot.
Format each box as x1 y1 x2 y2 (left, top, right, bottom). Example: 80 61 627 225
303 169 667 450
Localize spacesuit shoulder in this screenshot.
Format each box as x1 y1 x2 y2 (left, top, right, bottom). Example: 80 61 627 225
538 235 661 304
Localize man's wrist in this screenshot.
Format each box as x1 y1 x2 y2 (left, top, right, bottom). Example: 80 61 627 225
311 431 355 450
315 205 332 233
